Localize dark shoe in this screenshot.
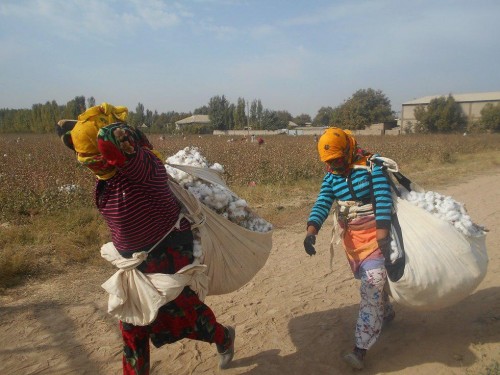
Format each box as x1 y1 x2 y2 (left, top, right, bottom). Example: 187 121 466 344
383 310 396 325
217 326 235 370
342 347 366 370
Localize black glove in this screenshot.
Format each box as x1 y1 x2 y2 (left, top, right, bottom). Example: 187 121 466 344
377 236 392 261
378 236 405 282
303 234 316 256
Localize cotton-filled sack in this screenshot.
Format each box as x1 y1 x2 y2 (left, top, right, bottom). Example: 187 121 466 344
168 177 273 295
386 197 488 310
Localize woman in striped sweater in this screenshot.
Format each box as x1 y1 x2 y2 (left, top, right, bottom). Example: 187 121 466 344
304 127 396 370
57 111 235 375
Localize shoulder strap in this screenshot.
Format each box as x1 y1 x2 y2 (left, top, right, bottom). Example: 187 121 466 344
369 156 416 195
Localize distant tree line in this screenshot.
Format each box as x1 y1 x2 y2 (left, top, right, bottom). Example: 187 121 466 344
2 89 497 134
312 88 395 130
0 89 392 134
0 94 308 134
0 95 193 134
476 102 500 132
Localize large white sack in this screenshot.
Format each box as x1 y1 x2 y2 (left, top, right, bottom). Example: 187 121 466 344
386 197 488 310
168 178 273 295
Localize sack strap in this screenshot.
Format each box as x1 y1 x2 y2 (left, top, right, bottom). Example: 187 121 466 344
369 156 418 196
147 213 186 254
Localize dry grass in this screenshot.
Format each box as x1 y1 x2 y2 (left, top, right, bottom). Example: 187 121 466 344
0 133 499 290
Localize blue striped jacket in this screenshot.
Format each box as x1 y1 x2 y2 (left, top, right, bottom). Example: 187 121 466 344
307 161 393 231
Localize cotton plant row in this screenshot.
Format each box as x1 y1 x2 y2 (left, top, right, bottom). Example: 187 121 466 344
400 189 485 237
165 147 273 235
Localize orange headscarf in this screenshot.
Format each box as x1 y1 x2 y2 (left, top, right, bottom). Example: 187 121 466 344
317 127 372 174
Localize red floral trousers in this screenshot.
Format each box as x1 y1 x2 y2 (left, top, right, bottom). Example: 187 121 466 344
119 236 228 375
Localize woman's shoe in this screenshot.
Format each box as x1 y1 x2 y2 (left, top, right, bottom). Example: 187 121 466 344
342 347 366 370
217 326 235 370
383 310 396 325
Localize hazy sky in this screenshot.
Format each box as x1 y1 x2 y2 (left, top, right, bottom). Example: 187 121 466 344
1 0 499 117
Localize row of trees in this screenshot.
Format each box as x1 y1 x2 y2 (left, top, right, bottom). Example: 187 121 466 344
1 90 499 134
0 89 393 134
313 88 394 129
0 95 301 134
190 89 396 132
408 95 500 133
476 102 500 132
412 96 466 133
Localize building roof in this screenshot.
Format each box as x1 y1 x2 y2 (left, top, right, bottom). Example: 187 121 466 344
403 91 500 105
295 126 326 131
175 114 211 125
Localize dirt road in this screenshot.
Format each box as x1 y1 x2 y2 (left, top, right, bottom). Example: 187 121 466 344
1 171 499 375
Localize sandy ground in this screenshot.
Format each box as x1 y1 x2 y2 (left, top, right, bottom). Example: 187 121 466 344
1 171 499 375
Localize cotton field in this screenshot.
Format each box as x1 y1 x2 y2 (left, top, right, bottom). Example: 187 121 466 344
2 132 499 222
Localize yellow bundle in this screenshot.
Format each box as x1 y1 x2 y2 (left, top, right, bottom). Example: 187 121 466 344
71 103 128 155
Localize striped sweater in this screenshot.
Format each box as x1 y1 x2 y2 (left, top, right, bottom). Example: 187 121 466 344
307 162 393 231
95 147 191 252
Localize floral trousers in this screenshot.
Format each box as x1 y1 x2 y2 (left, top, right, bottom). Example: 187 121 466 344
119 237 229 375
355 265 394 350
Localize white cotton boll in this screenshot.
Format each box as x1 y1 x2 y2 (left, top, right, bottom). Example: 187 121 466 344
166 165 190 182
218 189 232 202
403 188 484 237
402 191 415 202
187 186 203 200
445 210 460 222
167 147 210 169
454 221 469 235
193 239 203 258
165 146 273 260
58 184 79 193
461 215 473 227
230 206 247 216
210 163 224 172
408 191 419 201
229 209 247 223
460 221 474 234
423 203 434 212
259 221 272 232
390 241 399 262
228 200 248 220
212 195 228 210
441 200 456 213
201 184 214 196
202 194 215 207
235 198 247 207
459 216 479 236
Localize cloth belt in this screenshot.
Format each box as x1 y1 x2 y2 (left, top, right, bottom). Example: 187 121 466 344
330 200 374 268
100 213 209 326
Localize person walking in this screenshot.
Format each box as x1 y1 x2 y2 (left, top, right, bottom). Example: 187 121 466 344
56 104 235 375
303 127 397 370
